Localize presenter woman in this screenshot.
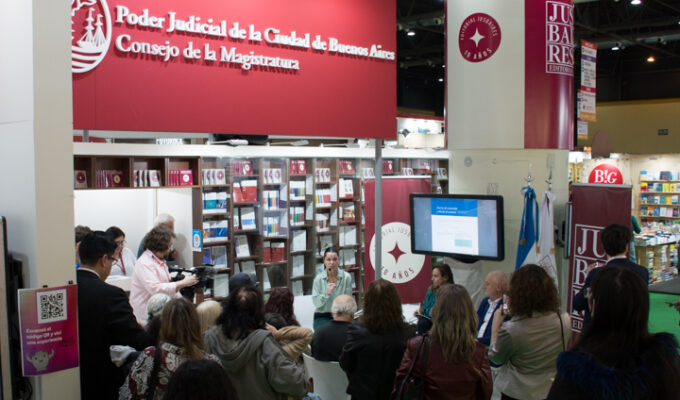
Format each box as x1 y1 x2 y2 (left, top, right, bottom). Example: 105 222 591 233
414 264 453 334
312 247 353 329
130 225 198 325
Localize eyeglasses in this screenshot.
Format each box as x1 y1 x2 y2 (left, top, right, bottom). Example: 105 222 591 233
115 240 126 247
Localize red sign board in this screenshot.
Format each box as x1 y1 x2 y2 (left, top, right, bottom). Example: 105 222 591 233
588 164 623 185
363 178 432 303
72 0 396 138
567 184 631 334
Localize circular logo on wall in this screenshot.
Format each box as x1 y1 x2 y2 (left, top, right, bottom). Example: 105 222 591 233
588 164 623 185
369 222 425 284
459 13 502 63
71 0 112 73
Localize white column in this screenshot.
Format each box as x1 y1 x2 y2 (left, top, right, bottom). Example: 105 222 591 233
0 0 79 398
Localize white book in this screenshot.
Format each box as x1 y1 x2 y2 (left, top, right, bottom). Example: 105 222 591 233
292 230 307 252
240 260 256 275
213 273 229 297
241 207 257 230
235 235 250 258
344 226 357 246
263 268 271 290
318 235 333 256
292 255 305 277
341 249 356 266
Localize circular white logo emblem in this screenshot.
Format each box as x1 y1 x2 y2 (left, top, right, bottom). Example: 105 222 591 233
369 222 425 284
71 0 112 74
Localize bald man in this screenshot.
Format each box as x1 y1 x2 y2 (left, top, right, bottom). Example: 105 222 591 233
476 270 507 346
311 294 356 361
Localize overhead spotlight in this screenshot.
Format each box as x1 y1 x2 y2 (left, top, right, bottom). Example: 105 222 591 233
647 55 656 63
407 30 416 37
442 64 446 69
438 78 444 83
631 0 641 5
612 43 620 51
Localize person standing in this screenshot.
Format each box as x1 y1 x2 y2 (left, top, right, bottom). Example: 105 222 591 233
573 224 649 326
130 225 198 324
312 247 353 329
76 231 151 400
106 226 136 278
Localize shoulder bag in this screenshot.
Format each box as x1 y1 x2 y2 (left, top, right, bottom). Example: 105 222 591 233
393 334 430 400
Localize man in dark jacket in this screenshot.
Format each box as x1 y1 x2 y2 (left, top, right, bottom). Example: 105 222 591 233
573 224 649 326
77 231 151 400
476 270 507 346
311 294 356 361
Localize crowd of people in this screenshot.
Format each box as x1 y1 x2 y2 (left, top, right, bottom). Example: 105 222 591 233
74 221 680 400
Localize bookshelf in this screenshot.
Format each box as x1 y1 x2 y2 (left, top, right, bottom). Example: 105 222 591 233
638 170 680 229
73 146 449 300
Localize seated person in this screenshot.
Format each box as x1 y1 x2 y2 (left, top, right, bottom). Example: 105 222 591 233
476 270 507 346
413 264 453 334
264 313 313 361
311 294 357 362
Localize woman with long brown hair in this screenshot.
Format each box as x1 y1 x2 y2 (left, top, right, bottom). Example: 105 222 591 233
395 284 492 399
120 298 218 400
489 265 571 400
340 279 406 400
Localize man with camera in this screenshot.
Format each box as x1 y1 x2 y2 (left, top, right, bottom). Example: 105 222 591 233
130 225 198 325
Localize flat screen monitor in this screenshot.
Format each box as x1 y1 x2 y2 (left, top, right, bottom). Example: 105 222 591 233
410 194 504 261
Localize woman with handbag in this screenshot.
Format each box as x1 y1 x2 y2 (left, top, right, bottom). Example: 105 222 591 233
119 298 219 400
394 284 492 400
488 264 571 400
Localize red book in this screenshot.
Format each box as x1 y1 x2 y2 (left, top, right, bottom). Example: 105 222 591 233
179 170 193 186
298 160 306 174
233 183 244 203
271 242 285 262
241 180 258 202
111 170 124 187
263 242 272 263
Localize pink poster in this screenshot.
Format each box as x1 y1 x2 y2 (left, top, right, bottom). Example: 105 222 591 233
18 285 79 376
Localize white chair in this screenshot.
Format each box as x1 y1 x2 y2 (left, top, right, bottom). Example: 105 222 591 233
302 353 351 400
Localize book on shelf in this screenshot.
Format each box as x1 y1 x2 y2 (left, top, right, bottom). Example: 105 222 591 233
211 245 228 267
339 178 354 198
663 183 670 193
74 170 87 188
213 273 229 297
235 235 250 258
673 195 679 205
233 214 240 230
382 160 394 174
315 189 332 206
240 207 257 230
263 168 283 184
318 235 333 256
289 180 306 200
291 255 305 277
340 203 355 222
202 247 212 265
241 180 258 202
234 160 254 175
436 167 448 179
263 241 272 263
289 159 307 174
239 260 256 275
640 182 648 192
401 167 414 176
671 184 678 193
316 212 330 231
641 195 648 204
339 160 355 174
233 182 244 202
340 225 357 246
263 190 280 210
271 242 285 262
361 168 375 179
660 171 672 181
202 168 227 185
264 216 281 237
178 170 193 186
290 206 305 226
292 230 307 252
262 268 271 291
413 159 432 172
204 192 217 210
315 168 332 183
291 280 304 297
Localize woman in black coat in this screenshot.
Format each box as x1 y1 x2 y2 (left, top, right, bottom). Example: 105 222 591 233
340 279 406 400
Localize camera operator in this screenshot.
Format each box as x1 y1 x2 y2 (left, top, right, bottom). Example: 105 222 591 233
130 226 198 325
169 265 215 301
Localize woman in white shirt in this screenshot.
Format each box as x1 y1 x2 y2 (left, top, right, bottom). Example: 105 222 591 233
106 226 137 278
130 226 198 325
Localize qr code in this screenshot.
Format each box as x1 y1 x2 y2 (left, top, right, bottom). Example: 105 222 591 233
37 289 67 324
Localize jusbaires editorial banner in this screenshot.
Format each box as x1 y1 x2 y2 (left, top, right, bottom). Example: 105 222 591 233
71 0 396 138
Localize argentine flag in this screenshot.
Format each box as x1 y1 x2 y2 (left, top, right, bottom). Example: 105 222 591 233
516 186 539 269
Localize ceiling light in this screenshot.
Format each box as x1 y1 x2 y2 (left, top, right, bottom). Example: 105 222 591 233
407 30 416 37
647 56 655 62
631 0 641 5
438 78 444 82
442 65 446 68
611 44 620 51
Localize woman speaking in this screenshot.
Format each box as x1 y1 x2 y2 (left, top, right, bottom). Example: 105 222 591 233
312 247 353 329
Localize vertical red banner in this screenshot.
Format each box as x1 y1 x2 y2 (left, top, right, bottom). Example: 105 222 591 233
524 0 574 149
567 184 631 334
364 178 431 303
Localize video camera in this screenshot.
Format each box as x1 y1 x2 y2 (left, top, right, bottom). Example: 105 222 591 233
168 265 216 299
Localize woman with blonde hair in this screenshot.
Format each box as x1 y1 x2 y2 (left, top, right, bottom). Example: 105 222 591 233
120 298 218 400
196 300 222 334
394 284 492 399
